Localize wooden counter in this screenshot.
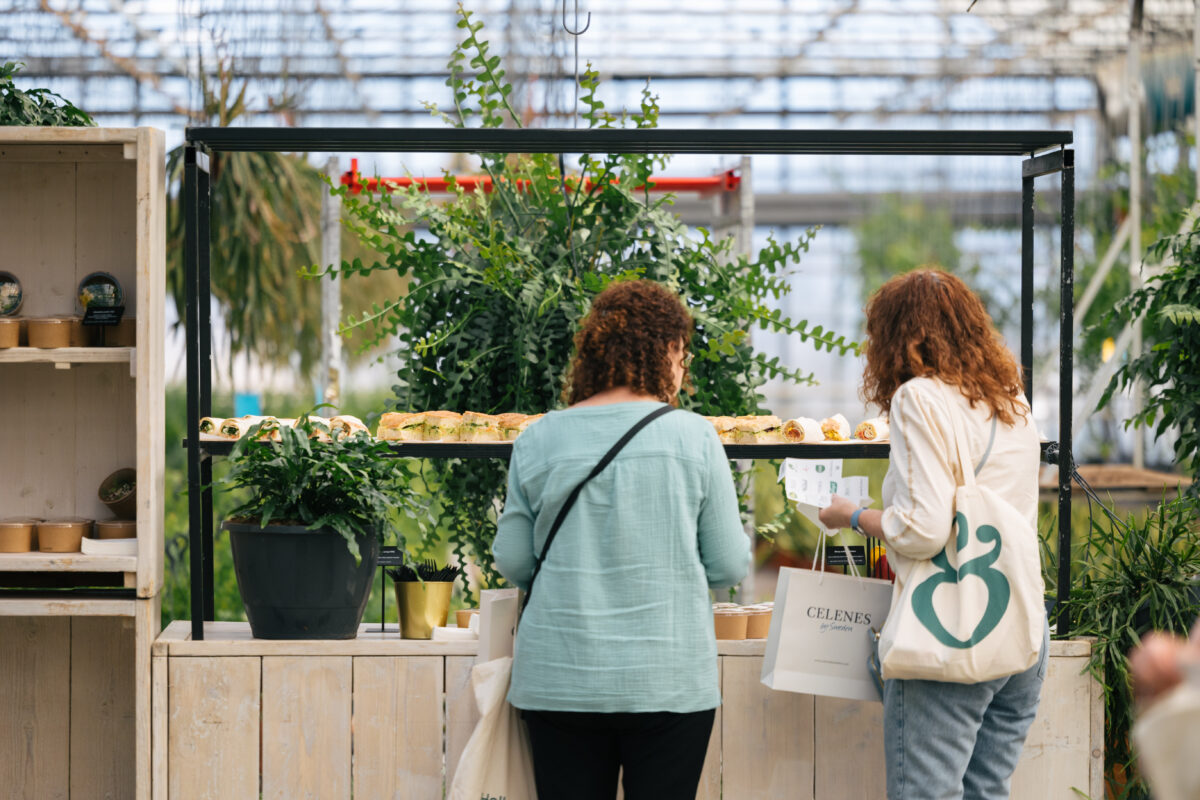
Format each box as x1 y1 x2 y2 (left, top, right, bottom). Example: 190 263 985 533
152 621 1101 799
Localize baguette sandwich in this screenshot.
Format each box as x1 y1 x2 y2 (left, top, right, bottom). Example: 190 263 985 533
422 410 463 441
732 414 784 444
705 416 737 444
377 412 423 442
460 411 502 442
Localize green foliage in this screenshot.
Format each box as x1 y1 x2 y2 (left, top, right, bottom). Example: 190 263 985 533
321 4 855 596
1098 213 1200 482
164 63 404 378
1075 152 1196 376
1061 496 1200 799
0 62 94 127
220 416 415 561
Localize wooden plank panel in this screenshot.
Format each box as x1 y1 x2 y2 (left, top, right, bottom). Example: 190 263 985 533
135 127 165 597
0 161 76 317
167 656 261 800
696 658 723 800
75 160 137 298
0 552 138 572
0 598 136 617
352 656 444 798
445 655 481 788
151 656 167 800
721 655 814 800
0 348 133 364
70 616 136 798
0 144 127 162
1089 654 1105 800
72 363 137 523
262 656 352 799
0 617 70 800
0 128 139 145
813 697 886 798
0 364 75 520
135 596 160 800
163 622 478 657
1010 655 1095 799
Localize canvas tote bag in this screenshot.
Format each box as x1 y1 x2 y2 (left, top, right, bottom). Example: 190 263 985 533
878 388 1044 683
761 533 894 702
448 655 537 800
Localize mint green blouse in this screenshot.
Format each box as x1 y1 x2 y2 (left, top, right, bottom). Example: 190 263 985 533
493 401 751 713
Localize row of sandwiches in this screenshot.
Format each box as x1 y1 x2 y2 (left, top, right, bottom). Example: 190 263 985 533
377 411 543 442
197 410 889 445
198 415 368 441
706 412 889 444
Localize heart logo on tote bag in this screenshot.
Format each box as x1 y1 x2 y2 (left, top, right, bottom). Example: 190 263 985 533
910 509 1011 649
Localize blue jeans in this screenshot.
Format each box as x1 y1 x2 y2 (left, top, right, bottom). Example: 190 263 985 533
883 620 1050 800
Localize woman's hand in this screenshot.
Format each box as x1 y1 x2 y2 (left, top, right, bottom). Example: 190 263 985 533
818 494 859 531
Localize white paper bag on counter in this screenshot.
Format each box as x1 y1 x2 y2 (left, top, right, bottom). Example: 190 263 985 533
761 565 894 702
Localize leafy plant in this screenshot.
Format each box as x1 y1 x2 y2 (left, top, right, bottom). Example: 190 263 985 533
0 62 94 127
316 4 856 596
1063 495 1200 799
220 415 414 561
1098 212 1200 482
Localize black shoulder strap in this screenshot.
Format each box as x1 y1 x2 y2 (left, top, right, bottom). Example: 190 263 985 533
521 404 677 612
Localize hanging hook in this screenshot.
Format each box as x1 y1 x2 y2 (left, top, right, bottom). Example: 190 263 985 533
561 0 591 36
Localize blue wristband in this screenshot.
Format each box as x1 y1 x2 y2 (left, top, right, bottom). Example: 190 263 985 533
850 507 864 533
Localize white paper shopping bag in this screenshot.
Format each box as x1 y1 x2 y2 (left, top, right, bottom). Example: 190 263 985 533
761 565 894 702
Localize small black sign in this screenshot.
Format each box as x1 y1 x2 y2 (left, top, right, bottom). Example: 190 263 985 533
377 546 405 567
826 545 866 566
83 305 125 325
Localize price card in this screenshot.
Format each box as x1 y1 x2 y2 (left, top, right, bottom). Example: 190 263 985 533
778 458 871 532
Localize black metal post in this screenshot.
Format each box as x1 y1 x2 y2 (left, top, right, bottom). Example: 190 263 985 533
1021 171 1034 407
198 161 215 622
1056 150 1075 636
184 146 208 641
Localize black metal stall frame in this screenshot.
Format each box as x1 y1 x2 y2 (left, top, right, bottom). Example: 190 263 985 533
183 128 1075 641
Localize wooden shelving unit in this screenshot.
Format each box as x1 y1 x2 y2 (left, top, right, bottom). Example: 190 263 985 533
0 127 164 800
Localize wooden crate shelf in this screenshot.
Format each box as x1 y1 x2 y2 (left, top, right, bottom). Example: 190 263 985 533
0 127 164 800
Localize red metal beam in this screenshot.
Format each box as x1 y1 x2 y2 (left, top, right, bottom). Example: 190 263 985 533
340 158 739 195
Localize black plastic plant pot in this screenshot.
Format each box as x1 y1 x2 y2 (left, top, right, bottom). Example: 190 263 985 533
223 520 379 640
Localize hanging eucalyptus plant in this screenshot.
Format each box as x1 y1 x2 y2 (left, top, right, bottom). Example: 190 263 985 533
316 5 857 593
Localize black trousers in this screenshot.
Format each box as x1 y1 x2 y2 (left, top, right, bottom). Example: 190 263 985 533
521 708 716 800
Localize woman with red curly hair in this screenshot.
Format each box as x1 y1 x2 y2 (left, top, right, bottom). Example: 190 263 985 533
494 279 750 800
820 268 1047 800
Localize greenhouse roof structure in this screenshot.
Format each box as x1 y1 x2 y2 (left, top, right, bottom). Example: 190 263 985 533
4 0 1192 131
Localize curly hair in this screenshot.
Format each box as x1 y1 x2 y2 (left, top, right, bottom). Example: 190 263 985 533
564 280 693 405
862 268 1028 425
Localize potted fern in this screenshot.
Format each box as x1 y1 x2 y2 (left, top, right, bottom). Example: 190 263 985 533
220 415 408 639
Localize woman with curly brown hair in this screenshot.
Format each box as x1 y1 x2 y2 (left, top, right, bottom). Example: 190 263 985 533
494 279 750 800
819 268 1047 800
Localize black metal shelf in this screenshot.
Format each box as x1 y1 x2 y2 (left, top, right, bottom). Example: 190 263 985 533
187 439 1062 463
183 127 1076 639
